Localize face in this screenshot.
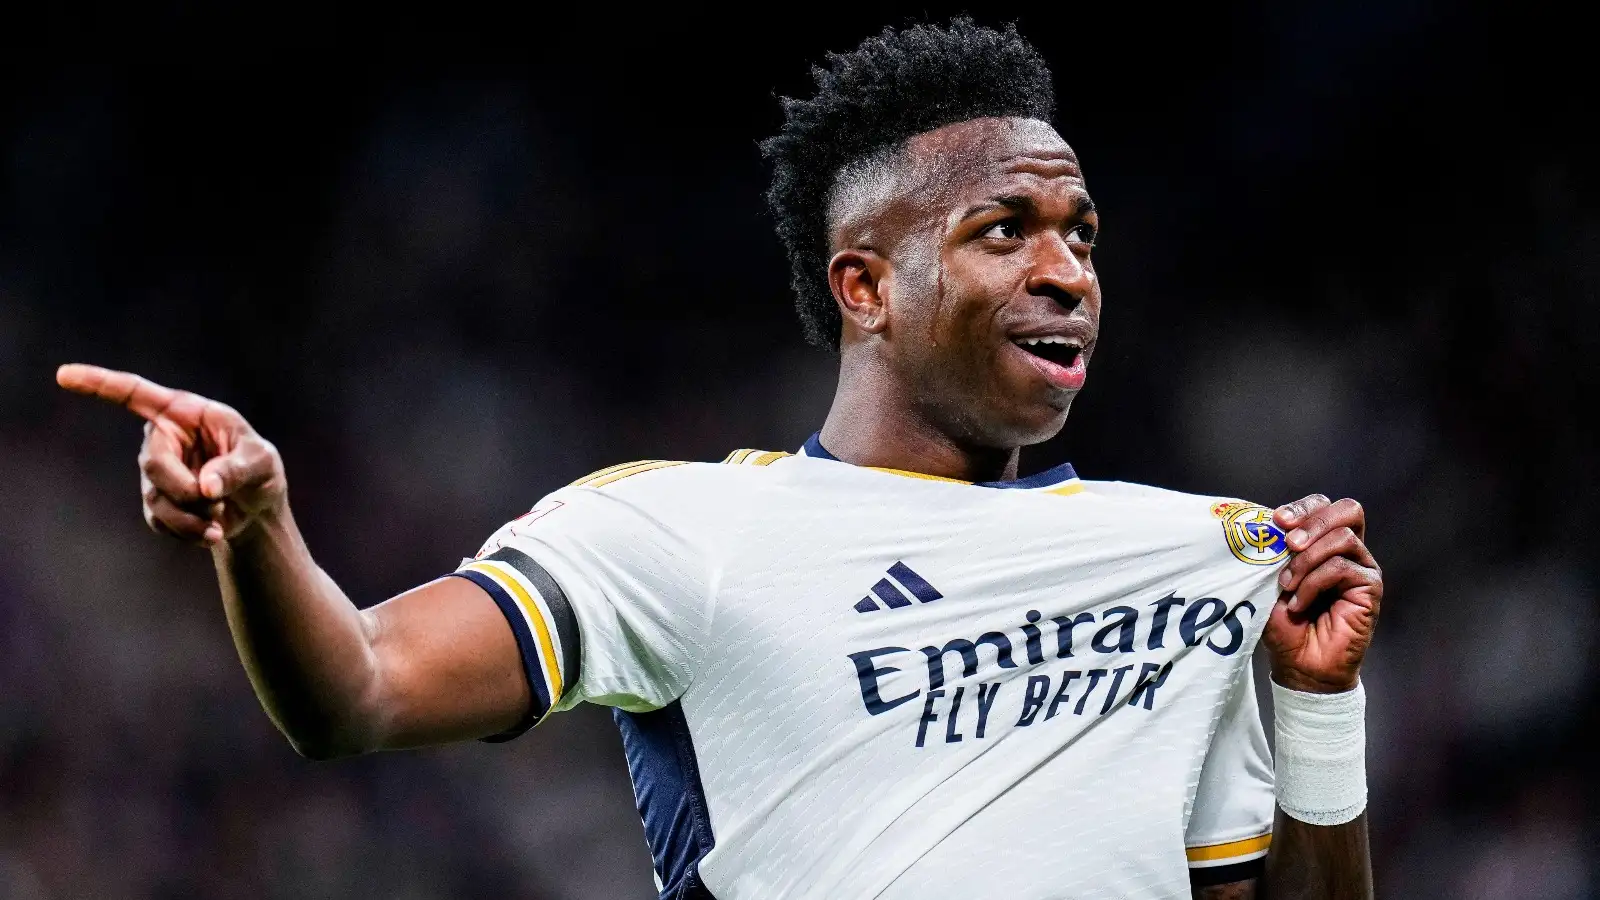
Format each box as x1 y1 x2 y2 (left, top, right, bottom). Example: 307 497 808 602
832 117 1101 449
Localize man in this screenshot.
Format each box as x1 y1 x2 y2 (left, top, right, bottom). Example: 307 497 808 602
58 18 1381 900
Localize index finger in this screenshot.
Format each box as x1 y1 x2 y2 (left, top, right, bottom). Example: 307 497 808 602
1274 493 1331 528
57 364 180 422
1283 497 1367 552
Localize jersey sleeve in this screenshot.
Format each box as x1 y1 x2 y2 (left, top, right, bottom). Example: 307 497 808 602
449 463 710 740
1185 659 1276 885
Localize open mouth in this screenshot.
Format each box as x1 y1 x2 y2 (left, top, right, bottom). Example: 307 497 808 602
1011 335 1083 369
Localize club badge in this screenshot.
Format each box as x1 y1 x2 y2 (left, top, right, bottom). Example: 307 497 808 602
1219 502 1289 566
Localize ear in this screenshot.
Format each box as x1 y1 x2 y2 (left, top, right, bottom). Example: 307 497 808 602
828 248 892 338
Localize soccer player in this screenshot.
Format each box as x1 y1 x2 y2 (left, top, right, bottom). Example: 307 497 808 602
58 18 1381 900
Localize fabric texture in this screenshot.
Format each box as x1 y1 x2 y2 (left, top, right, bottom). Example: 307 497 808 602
454 447 1286 899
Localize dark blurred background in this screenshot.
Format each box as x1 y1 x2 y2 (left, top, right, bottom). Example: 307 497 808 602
2 3 1595 898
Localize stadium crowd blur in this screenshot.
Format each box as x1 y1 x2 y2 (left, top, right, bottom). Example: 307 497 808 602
2 5 1595 899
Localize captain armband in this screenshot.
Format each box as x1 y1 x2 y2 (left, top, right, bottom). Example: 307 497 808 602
1271 680 1367 826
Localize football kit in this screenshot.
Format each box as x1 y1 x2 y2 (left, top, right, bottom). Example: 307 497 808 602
450 435 1290 900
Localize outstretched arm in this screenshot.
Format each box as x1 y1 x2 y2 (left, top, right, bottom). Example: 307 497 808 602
58 364 530 758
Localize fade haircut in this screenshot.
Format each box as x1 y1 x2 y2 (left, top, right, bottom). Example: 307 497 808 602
761 18 1056 348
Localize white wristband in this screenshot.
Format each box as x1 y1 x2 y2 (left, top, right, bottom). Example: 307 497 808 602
1272 679 1367 826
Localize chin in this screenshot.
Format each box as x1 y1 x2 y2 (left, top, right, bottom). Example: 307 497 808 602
988 397 1075 448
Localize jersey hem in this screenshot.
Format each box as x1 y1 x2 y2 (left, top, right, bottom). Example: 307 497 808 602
1185 830 1272 867
448 570 549 740
450 548 583 742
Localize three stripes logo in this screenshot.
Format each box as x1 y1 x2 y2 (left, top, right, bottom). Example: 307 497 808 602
853 562 944 613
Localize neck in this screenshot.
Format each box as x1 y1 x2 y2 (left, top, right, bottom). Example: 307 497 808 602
818 350 1020 483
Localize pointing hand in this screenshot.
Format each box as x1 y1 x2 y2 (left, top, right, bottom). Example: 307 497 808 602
57 364 287 545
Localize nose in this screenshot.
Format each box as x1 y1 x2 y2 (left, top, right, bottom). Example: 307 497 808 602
1024 233 1095 311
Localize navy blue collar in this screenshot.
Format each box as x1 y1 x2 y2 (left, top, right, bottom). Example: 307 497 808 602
799 432 1079 490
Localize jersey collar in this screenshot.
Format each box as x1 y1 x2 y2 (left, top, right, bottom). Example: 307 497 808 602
799 432 1080 491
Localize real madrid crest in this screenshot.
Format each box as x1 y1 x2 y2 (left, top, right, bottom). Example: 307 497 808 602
1216 502 1289 566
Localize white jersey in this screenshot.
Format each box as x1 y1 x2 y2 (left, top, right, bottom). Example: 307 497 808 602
452 436 1287 900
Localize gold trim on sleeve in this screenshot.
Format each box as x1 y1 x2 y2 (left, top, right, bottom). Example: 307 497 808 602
1185 833 1272 863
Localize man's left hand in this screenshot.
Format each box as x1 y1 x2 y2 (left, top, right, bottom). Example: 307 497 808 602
1262 495 1382 694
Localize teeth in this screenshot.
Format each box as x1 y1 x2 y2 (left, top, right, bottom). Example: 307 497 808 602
1015 335 1080 347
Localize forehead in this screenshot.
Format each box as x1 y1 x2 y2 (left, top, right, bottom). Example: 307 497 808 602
903 117 1084 204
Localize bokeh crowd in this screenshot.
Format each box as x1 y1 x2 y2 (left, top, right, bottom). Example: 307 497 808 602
3 5 1595 898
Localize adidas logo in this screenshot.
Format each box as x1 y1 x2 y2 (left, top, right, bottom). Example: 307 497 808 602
853 562 944 613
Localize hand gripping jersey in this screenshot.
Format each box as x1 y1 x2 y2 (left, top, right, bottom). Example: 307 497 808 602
451 436 1288 900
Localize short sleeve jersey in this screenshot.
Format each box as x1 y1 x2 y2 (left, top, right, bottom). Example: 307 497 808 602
452 438 1284 900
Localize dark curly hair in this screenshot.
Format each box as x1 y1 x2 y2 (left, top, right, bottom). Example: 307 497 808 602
760 18 1056 348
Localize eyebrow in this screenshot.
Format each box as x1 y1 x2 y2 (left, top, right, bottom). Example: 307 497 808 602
957 192 1097 223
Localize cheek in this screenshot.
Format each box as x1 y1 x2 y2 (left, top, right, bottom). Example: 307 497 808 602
934 256 1013 353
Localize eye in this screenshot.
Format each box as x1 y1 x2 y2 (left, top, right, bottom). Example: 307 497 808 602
982 219 1023 240
1066 223 1097 247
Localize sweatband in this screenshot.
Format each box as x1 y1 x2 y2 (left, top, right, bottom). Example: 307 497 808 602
1272 679 1368 826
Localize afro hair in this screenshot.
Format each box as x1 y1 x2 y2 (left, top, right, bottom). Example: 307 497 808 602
760 18 1056 348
